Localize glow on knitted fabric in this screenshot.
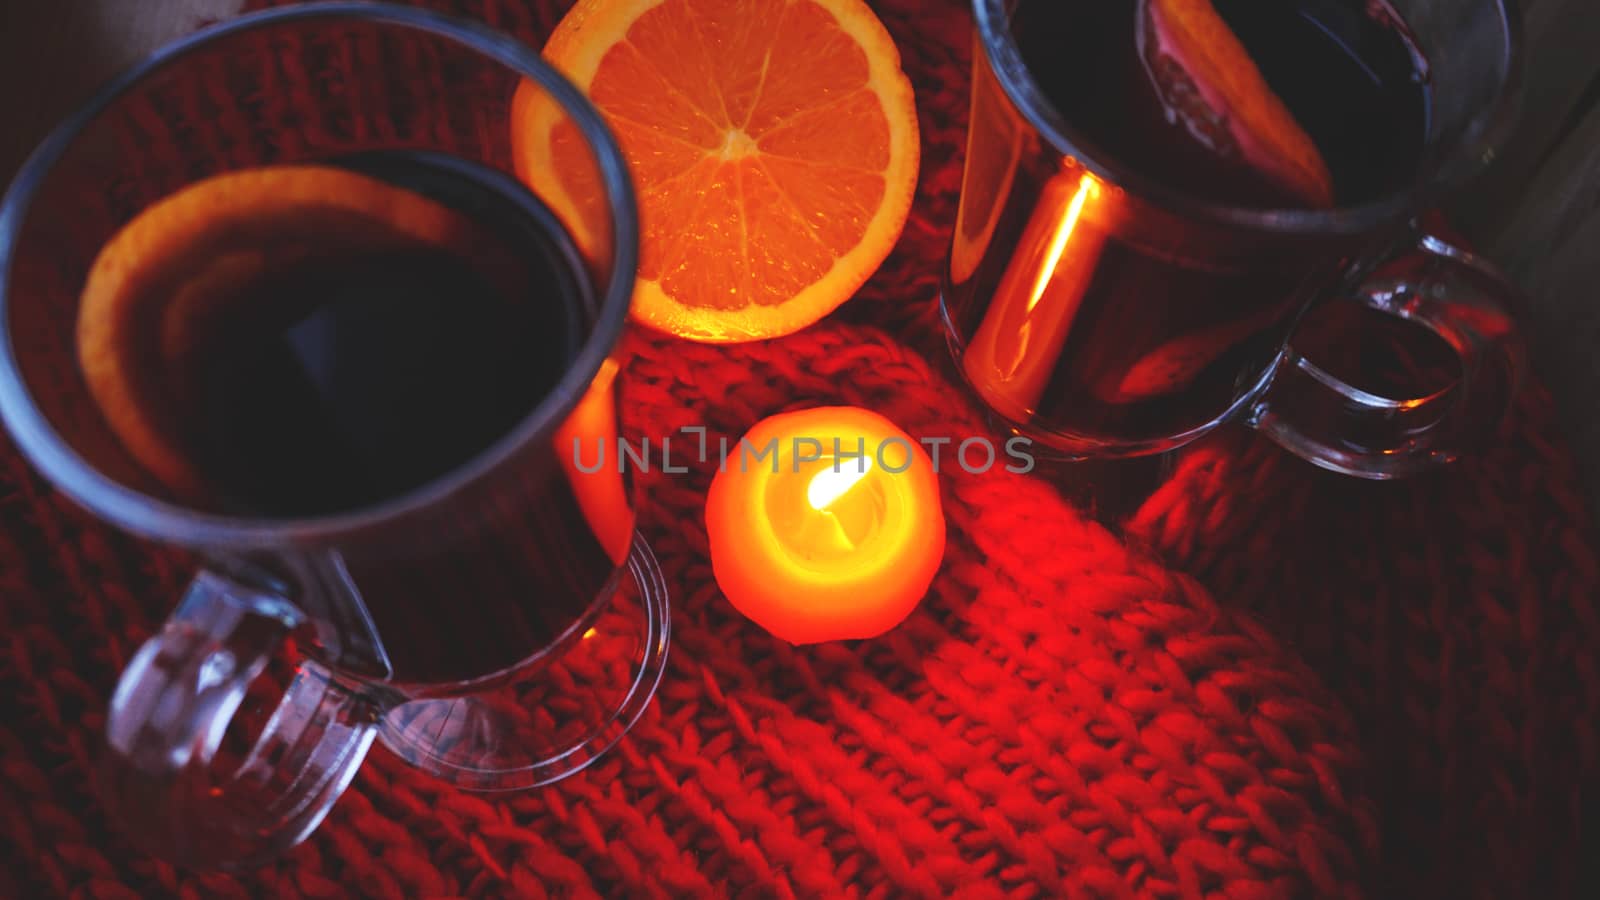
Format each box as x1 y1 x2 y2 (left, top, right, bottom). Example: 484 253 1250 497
0 1 1594 898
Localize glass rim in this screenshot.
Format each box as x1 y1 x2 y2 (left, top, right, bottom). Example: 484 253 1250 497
0 0 640 548
971 0 1523 235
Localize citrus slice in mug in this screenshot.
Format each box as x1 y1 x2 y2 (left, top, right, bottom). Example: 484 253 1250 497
1139 0 1335 208
513 0 920 342
76 165 518 501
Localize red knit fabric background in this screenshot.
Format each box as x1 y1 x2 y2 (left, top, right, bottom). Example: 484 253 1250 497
2 0 1597 897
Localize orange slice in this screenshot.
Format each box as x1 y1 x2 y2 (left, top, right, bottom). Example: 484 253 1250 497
77 165 516 500
1099 301 1284 402
514 0 920 343
1139 0 1334 208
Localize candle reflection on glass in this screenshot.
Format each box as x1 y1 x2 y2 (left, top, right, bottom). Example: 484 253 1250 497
961 171 1108 424
555 356 635 565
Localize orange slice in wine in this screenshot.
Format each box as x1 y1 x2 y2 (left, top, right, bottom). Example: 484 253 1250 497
77 166 514 500
1101 302 1285 402
1139 0 1335 208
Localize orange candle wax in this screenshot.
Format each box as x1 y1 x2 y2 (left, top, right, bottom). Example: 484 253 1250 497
706 407 945 645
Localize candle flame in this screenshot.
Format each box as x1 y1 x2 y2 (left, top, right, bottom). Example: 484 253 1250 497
1025 175 1096 314
807 458 875 511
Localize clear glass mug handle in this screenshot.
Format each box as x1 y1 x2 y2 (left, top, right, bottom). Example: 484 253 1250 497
1249 232 1525 479
101 571 378 868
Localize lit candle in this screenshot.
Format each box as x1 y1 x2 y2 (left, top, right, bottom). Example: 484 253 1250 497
706 407 945 645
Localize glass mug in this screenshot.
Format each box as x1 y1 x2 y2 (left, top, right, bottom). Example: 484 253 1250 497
0 4 667 867
944 0 1524 477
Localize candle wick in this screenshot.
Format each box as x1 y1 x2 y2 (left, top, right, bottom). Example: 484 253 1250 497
807 457 875 511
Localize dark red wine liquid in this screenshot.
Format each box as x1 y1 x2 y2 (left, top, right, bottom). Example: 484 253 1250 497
945 0 1431 450
164 151 617 683
189 154 582 516
1024 0 1429 207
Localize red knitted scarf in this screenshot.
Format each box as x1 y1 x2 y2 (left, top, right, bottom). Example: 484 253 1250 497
1 1 1595 897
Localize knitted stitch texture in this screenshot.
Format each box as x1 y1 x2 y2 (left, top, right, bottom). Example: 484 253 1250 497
0 1 1593 897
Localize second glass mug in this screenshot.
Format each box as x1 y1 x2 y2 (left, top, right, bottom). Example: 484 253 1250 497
944 0 1525 477
0 4 667 867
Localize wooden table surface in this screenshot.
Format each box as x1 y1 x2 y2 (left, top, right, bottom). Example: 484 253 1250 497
3 0 1597 512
